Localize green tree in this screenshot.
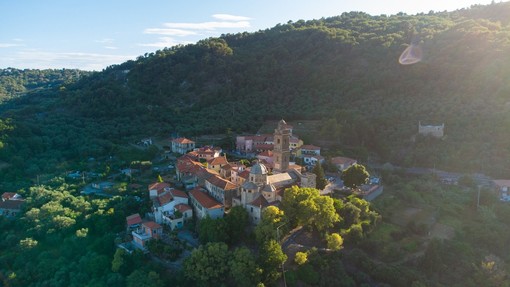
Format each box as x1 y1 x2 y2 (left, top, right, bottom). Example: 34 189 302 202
198 216 228 244
341 163 369 189
295 252 308 265
259 240 287 284
280 186 339 234
229 247 262 286
255 206 285 244
310 196 340 234
326 233 343 250
280 186 320 227
312 162 328 190
126 270 164 287
225 206 249 244
111 248 126 273
184 242 230 286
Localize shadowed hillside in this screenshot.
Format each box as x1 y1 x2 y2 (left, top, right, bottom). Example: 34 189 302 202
2 2 510 188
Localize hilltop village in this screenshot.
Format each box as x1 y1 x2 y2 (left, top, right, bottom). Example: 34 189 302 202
114 119 372 252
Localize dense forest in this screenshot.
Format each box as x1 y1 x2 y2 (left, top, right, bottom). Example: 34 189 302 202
0 68 89 103
2 3 510 286
2 3 510 190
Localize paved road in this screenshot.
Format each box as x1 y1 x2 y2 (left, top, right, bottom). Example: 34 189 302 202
321 176 344 195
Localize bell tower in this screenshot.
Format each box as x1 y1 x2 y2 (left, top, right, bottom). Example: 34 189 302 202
273 119 290 172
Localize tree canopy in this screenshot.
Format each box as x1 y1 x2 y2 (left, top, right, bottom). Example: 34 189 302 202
341 163 370 189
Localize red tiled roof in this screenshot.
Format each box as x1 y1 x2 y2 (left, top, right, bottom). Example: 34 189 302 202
290 137 300 143
258 150 273 157
239 170 250 179
172 137 194 144
158 193 174 206
190 189 223 209
207 175 237 190
143 221 162 230
221 163 232 170
148 182 170 192
196 167 218 180
170 189 189 199
175 203 192 213
494 180 510 187
1 192 18 200
126 213 142 226
208 156 228 166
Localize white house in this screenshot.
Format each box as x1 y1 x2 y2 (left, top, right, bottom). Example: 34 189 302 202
152 189 189 224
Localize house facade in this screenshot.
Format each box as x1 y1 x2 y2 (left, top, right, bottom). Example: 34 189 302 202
189 187 224 219
204 175 238 208
126 213 142 231
418 121 444 138
148 182 171 198
152 188 189 224
0 192 24 218
132 221 162 250
171 137 195 154
162 204 193 230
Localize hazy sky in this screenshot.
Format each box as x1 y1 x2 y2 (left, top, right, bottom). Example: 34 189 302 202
0 0 501 70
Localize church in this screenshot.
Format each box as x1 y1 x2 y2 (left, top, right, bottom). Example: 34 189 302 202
232 119 317 224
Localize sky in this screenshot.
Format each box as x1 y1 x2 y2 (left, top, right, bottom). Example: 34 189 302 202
0 0 502 71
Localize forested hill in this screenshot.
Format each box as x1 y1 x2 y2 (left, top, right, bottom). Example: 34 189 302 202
0 68 89 102
2 2 510 187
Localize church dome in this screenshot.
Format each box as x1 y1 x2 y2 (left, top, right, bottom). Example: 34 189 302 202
250 162 268 175
242 181 259 191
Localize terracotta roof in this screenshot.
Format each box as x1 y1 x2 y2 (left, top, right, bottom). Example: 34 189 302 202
207 175 237 190
172 137 194 144
248 195 269 208
177 157 203 174
221 163 232 170
158 193 174 206
288 164 302 172
300 144 321 150
175 204 192 213
258 150 273 157
494 180 510 187
1 192 19 200
196 167 218 180
0 200 24 210
170 189 189 199
208 156 228 166
126 213 142 226
190 189 223 209
148 182 171 192
239 170 250 179
331 156 357 165
143 221 162 230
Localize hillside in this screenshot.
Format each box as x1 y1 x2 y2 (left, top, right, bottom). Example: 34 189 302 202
0 68 89 103
2 3 510 189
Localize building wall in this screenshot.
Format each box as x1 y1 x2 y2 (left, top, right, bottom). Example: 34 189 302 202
418 122 444 138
